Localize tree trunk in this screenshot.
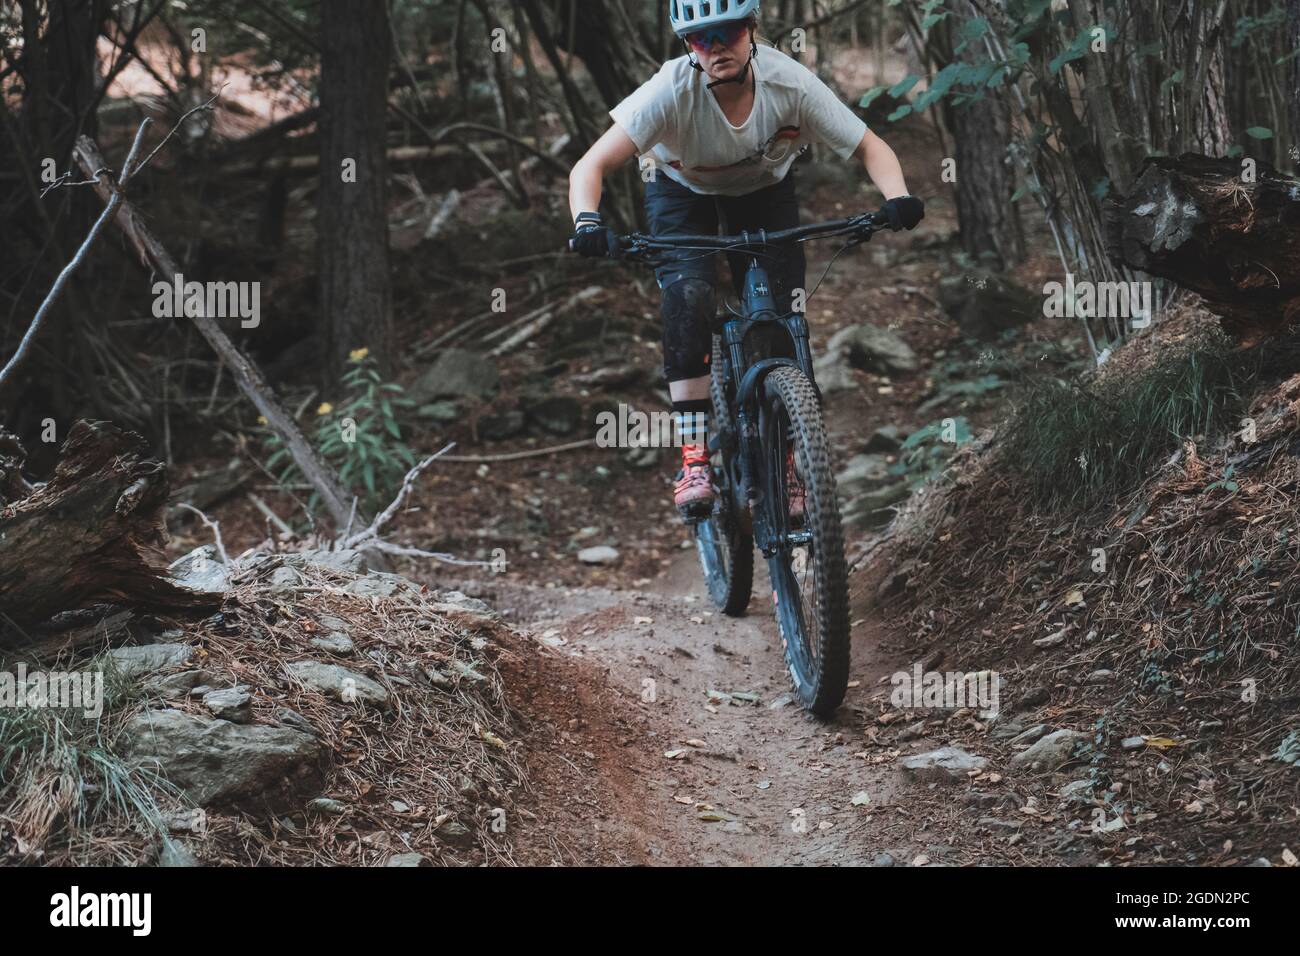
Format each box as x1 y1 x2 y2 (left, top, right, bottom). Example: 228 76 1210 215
1289 0 1300 166
942 5 1024 269
318 0 393 380
1103 154 1300 344
0 420 215 639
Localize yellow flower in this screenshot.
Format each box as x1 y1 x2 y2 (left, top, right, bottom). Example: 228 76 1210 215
349 347 370 362
316 402 334 416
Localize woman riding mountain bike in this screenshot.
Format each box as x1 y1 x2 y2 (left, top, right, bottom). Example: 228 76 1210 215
568 0 924 520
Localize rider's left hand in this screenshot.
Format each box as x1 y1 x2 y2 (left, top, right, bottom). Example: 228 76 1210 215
881 195 925 231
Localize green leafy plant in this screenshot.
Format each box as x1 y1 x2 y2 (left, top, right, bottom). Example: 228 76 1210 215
263 349 416 514
890 416 973 489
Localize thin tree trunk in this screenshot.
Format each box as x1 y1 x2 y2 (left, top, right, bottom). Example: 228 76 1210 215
318 0 394 380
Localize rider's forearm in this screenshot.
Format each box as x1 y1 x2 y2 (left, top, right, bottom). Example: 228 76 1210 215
856 131 909 200
568 159 605 224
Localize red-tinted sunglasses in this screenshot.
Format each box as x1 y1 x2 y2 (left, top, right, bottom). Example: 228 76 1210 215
684 21 749 52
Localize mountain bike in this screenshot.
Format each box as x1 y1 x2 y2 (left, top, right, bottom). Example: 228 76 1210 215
616 211 890 716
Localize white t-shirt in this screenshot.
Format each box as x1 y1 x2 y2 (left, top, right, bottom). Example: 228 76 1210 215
609 46 867 197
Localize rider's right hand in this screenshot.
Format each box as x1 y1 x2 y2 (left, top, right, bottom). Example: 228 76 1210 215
568 213 621 258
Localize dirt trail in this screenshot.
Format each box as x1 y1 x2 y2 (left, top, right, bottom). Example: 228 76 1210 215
488 548 924 865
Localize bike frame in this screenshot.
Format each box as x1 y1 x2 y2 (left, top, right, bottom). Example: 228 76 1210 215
617 214 886 558
718 253 813 559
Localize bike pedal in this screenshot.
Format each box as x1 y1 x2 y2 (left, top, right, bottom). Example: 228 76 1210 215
678 501 713 523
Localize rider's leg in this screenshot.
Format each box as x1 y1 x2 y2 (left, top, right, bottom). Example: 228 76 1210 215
645 174 723 515
662 276 716 513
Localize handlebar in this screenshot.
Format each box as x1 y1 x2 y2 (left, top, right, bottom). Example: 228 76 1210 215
566 210 891 258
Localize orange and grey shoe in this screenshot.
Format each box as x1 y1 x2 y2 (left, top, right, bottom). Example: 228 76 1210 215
674 443 715 518
785 444 806 521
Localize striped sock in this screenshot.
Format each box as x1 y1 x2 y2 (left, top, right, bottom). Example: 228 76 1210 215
672 398 710 456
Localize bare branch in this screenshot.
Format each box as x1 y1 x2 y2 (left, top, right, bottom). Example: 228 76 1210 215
343 444 456 549
175 503 231 565
0 121 150 391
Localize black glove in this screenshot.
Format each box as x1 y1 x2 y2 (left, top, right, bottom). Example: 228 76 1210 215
881 195 925 231
569 213 620 258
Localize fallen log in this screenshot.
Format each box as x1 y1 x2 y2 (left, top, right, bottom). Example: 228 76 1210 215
1104 154 1300 344
0 420 216 639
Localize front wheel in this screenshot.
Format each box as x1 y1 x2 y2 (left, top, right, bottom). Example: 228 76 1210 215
761 366 850 717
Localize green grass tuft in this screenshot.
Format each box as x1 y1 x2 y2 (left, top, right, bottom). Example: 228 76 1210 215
1001 343 1255 508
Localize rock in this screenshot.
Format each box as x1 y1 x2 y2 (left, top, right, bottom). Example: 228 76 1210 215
119 709 325 811
812 354 858 393
435 818 472 844
1008 729 1087 771
836 453 892 492
1121 735 1146 750
307 797 348 815
899 720 927 741
167 545 229 594
310 632 355 655
1008 724 1052 748
432 590 493 615
842 481 912 530
577 545 619 565
1058 779 1096 804
386 852 426 867
417 400 460 423
281 549 369 574
478 408 526 441
991 719 1027 740
268 566 301 594
1015 686 1051 711
409 348 499 403
286 660 389 708
1033 629 1067 649
344 571 421 599
143 669 206 699
108 643 194 679
872 852 896 867
900 746 988 784
864 425 904 453
203 686 252 723
274 707 314 733
158 839 199 867
937 272 1041 340
1086 668 1114 683
527 395 583 435
824 323 919 374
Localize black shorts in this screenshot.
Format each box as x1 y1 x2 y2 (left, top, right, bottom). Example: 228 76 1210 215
643 170 807 314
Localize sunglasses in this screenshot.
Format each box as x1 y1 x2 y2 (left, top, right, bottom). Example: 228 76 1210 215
684 21 749 52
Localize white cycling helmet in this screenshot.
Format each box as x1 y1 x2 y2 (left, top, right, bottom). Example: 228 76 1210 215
669 0 760 37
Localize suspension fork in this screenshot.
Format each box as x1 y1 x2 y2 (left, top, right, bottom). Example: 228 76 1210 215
724 317 759 506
